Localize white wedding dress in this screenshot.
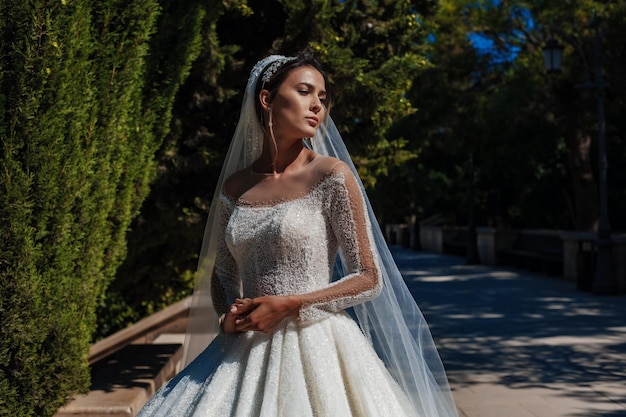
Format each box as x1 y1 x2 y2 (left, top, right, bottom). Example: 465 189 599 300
137 167 418 417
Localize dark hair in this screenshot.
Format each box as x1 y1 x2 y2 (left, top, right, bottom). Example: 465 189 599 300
254 51 332 125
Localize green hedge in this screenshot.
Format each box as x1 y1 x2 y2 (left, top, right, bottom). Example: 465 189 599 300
0 1 206 415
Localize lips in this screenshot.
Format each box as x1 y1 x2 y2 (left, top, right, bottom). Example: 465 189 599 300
305 116 319 126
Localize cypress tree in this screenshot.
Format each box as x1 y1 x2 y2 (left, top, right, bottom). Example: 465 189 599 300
0 0 204 414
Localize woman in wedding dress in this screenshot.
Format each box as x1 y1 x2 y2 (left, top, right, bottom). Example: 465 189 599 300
137 53 458 417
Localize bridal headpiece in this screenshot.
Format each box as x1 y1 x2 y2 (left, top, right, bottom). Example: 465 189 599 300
260 56 297 84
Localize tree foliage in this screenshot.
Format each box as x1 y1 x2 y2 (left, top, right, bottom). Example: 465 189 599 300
379 0 626 230
0 1 206 415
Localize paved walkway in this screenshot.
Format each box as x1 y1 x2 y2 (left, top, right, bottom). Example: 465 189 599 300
391 246 626 417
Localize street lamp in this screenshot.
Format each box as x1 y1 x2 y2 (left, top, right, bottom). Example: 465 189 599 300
543 16 617 294
542 37 564 73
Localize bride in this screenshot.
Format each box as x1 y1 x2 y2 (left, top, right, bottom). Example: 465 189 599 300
137 52 458 417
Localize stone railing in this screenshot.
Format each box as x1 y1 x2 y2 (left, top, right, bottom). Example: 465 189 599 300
54 296 192 417
413 224 626 293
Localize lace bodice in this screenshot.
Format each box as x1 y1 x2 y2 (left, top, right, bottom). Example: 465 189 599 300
211 166 382 322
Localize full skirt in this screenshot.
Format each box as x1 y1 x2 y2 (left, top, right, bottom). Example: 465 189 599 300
137 313 417 417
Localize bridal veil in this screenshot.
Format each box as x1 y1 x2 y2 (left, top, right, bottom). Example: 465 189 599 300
182 55 458 417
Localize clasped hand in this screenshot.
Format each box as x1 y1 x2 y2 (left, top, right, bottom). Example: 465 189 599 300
222 295 301 334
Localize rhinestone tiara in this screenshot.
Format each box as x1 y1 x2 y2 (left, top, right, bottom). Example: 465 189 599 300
261 57 297 84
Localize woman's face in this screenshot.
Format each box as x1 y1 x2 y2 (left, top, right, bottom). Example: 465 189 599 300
264 65 327 140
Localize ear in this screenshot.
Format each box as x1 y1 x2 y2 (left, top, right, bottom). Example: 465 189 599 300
259 89 271 111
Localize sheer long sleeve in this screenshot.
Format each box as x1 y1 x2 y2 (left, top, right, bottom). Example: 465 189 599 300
210 196 241 316
297 163 382 320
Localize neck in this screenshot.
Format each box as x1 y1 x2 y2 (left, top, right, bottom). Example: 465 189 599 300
255 137 309 175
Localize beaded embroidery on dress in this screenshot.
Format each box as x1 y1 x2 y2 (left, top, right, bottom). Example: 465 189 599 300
137 168 417 417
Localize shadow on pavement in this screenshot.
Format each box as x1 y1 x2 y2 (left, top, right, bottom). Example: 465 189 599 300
392 248 626 414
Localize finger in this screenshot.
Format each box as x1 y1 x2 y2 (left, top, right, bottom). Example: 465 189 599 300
236 313 261 331
235 321 254 332
231 302 249 313
236 303 257 315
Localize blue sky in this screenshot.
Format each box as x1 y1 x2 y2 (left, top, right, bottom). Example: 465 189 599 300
466 4 535 65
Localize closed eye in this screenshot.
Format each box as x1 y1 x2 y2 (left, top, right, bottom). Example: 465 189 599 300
296 83 327 105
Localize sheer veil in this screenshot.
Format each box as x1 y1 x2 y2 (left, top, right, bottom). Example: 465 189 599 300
182 55 458 417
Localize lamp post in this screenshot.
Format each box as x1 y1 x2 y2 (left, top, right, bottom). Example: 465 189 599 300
466 151 480 265
543 17 617 294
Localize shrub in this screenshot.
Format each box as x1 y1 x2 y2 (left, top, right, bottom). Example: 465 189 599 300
0 1 205 415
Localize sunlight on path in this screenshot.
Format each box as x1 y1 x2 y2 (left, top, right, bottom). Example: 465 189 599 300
391 247 626 417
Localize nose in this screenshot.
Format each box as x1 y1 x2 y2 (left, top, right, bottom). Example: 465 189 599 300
311 98 322 114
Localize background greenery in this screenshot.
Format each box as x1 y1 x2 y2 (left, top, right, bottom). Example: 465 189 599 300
379 0 626 231
1 0 624 416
